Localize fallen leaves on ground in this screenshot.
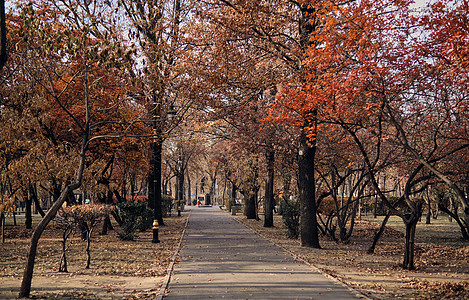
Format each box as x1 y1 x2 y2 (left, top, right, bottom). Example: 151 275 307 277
236 214 469 299
0 215 187 299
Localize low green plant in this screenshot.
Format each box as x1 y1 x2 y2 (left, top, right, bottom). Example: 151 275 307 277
137 206 153 231
161 194 173 217
117 202 147 241
280 199 300 239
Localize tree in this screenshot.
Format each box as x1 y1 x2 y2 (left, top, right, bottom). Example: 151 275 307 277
187 1 315 231
287 0 469 269
0 0 7 71
13 1 137 296
0 197 15 243
56 207 77 272
117 0 191 225
60 204 110 269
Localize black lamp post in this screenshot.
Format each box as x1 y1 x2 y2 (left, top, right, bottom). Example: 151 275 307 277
177 153 183 217
151 94 162 244
151 99 176 243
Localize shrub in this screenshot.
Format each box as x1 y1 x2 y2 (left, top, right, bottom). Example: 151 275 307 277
137 206 153 232
161 194 173 217
280 199 300 239
59 204 110 269
117 202 148 240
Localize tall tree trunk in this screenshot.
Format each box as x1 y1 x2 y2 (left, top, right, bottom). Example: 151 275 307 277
244 191 257 220
178 167 184 208
20 62 90 296
297 2 320 248
152 121 165 226
187 174 191 205
30 184 45 217
264 150 275 227
24 190 32 230
298 129 321 248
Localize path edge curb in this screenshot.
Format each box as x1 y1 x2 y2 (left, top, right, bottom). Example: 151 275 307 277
231 214 371 300
156 212 191 300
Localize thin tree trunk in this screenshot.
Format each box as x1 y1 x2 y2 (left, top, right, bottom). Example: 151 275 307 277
20 57 91 297
1 212 5 243
20 183 81 297
59 227 72 273
85 229 92 269
30 184 45 218
178 166 184 209
368 211 391 254
24 190 32 230
264 150 275 227
425 197 431 224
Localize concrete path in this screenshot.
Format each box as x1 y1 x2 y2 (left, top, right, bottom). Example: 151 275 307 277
164 207 360 299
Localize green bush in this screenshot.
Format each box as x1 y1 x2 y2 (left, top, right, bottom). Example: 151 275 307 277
280 199 300 239
117 202 148 241
162 194 173 217
137 206 153 231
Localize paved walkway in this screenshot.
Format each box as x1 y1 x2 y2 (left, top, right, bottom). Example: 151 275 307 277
164 207 360 299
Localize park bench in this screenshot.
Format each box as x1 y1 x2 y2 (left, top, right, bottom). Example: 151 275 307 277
231 205 242 215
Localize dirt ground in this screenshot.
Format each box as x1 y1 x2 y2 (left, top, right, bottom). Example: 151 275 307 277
236 213 469 299
2 211 468 299
0 214 187 299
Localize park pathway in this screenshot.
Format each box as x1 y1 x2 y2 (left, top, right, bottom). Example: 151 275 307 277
163 206 361 299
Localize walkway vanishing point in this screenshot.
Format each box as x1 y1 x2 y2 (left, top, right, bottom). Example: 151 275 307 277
163 206 363 299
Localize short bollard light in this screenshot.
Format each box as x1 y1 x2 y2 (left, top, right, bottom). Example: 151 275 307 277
177 202 181 217
152 219 160 243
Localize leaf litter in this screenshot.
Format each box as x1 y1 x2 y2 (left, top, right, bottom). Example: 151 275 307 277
0 216 187 299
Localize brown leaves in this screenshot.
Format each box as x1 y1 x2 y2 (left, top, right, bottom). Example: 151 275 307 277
404 279 469 299
239 214 469 299
0 215 187 298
